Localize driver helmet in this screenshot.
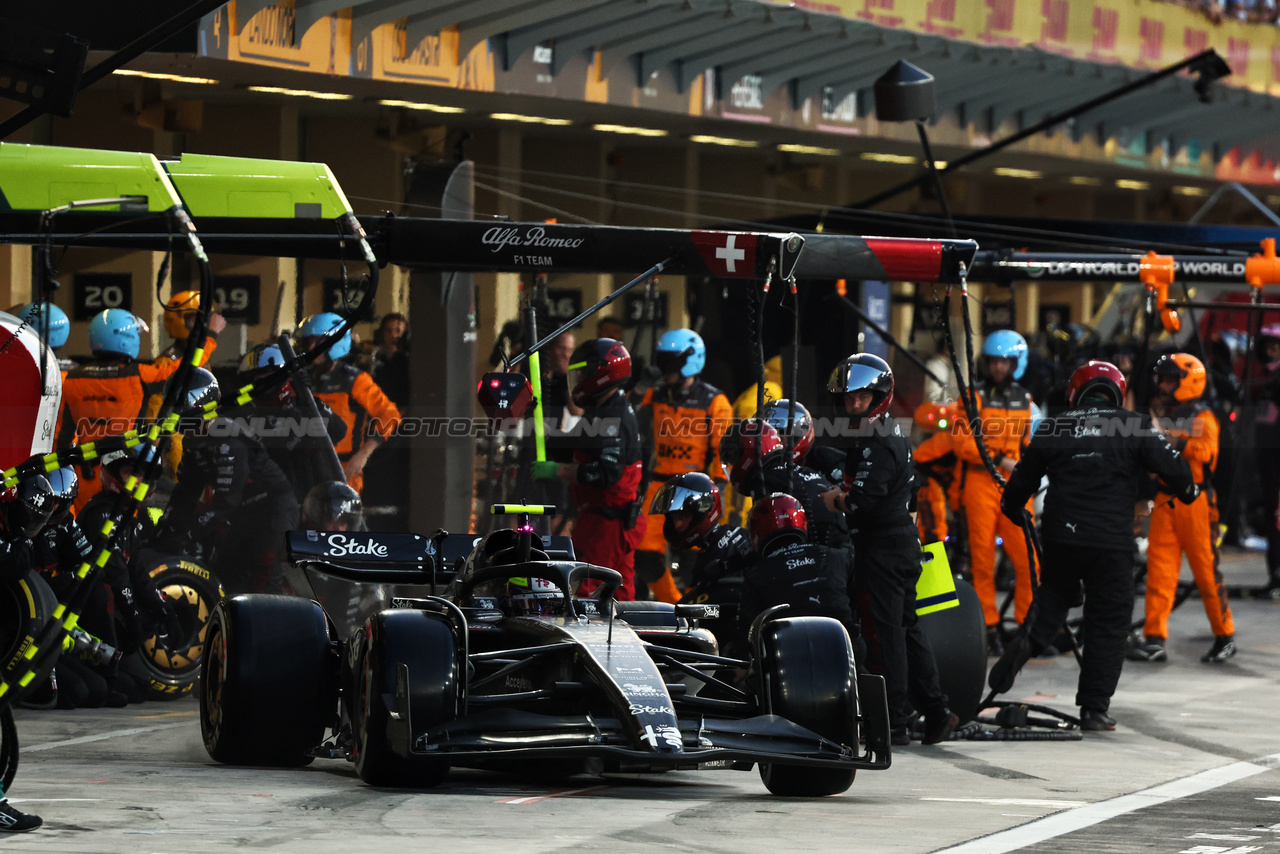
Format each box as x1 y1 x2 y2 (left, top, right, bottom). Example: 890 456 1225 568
238 344 294 407
719 419 785 489
297 312 352 361
88 309 144 360
568 338 631 407
827 353 894 424
169 367 221 428
45 467 78 526
748 493 807 553
15 302 69 349
650 471 722 550
980 329 1028 381
163 290 203 341
654 328 706 378
758 399 814 463
1066 360 1127 408
505 576 564 616
301 481 363 531
1 474 54 539
1153 353 1206 402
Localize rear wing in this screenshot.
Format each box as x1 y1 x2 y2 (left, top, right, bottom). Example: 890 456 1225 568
285 529 577 589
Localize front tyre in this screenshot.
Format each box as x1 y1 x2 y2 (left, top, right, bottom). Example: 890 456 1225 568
201 595 335 766
756 616 858 797
351 609 460 788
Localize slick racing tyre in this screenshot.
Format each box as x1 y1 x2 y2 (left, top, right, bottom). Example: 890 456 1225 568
918 580 986 723
350 609 460 788
756 616 858 797
138 553 224 701
201 595 336 767
0 569 58 704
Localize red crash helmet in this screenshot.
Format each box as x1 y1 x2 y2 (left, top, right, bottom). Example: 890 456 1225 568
719 419 785 488
568 338 631 407
748 492 807 552
828 353 894 423
758 399 814 463
650 471 722 550
1067 360 1127 408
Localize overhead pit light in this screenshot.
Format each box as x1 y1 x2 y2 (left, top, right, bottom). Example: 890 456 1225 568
778 143 841 156
860 152 916 164
593 123 668 137
1172 185 1208 197
380 99 465 113
993 167 1042 179
490 112 572 126
932 160 947 169
690 134 758 147
247 86 353 100
114 69 219 85
1115 179 1150 190
1067 176 1101 186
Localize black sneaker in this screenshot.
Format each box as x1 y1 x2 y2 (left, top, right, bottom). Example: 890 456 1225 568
891 727 911 746
1079 709 1116 732
1126 636 1167 662
922 710 960 745
0 800 41 833
1201 635 1237 663
986 627 1004 658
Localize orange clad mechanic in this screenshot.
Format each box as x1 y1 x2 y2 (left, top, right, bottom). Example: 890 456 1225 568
297 313 401 495
144 290 225 474
60 308 221 512
952 330 1038 655
913 402 957 545
636 329 733 603
1129 353 1236 664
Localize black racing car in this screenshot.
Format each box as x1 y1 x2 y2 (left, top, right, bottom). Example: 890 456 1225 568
198 505 891 797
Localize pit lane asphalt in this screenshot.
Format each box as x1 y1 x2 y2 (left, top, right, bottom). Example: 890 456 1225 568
4 549 1279 853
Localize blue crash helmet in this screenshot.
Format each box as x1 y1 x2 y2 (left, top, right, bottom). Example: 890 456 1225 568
88 309 142 359
16 302 69 349
981 329 1028 381
297 312 351 361
655 328 706 377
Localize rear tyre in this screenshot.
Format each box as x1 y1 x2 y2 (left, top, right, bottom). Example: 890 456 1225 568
918 580 986 723
352 609 460 788
200 595 335 766
756 616 858 797
0 570 58 703
138 554 224 700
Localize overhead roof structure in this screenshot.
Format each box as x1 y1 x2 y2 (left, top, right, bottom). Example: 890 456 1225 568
220 0 1280 165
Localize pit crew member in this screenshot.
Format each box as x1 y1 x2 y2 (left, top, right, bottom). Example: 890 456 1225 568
998 361 1196 731
1130 353 1235 663
532 338 646 600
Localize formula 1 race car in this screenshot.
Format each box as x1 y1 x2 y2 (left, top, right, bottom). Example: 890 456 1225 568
199 505 891 797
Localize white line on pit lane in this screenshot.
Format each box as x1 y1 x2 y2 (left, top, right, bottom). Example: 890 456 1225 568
23 722 189 752
931 751 1280 854
922 798 1088 808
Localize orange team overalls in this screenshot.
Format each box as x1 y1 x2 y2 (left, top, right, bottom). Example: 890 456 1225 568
637 380 733 602
1143 404 1233 640
953 382 1039 627
310 362 401 494
60 334 217 513
913 428 954 544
